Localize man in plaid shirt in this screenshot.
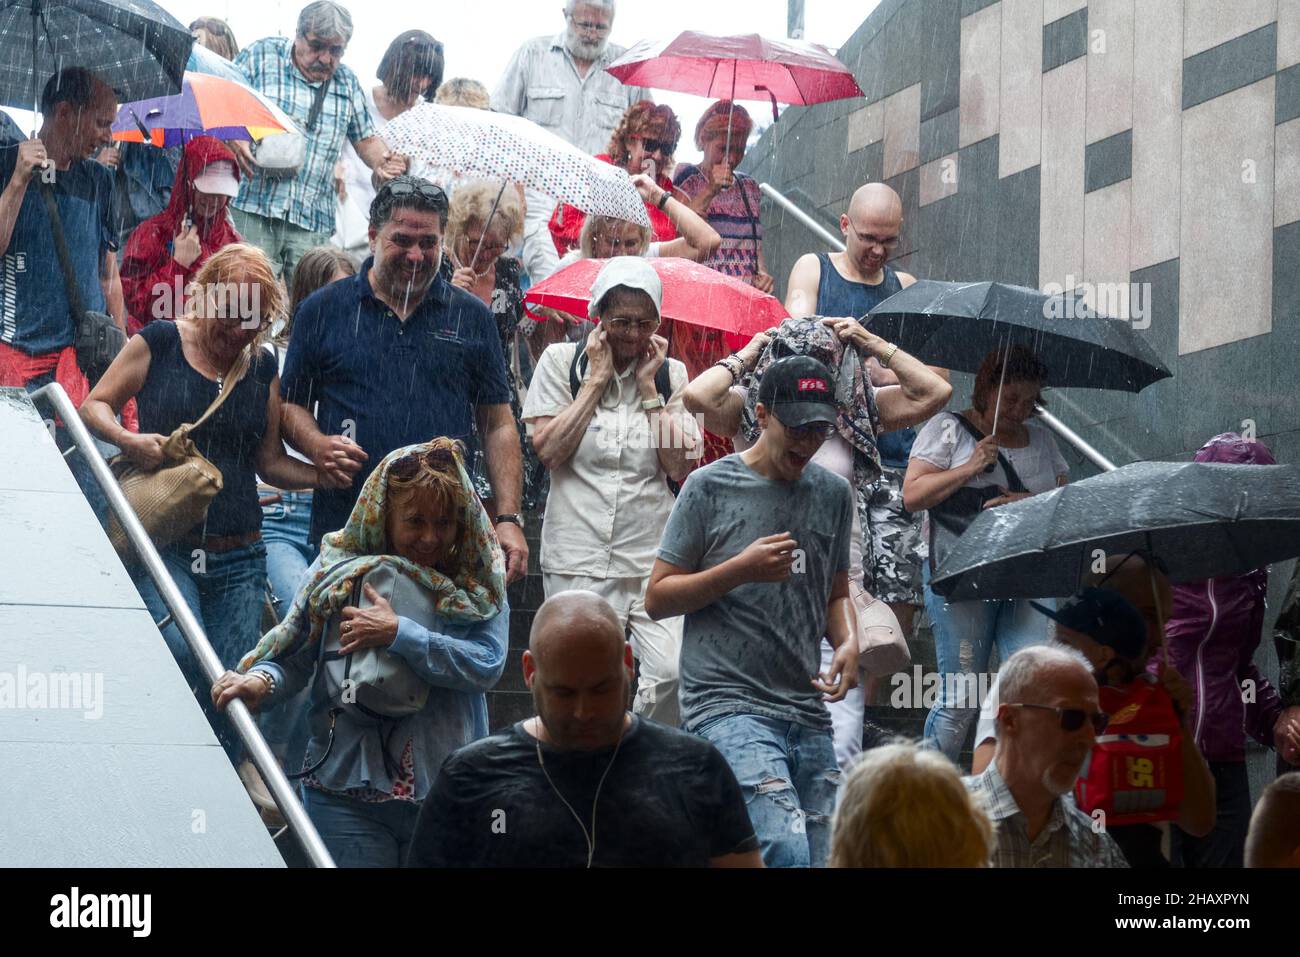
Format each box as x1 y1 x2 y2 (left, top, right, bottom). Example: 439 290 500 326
228 1 406 279
964 645 1129 867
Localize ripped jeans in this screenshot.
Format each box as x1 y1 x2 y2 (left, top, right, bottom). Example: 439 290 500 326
694 713 841 867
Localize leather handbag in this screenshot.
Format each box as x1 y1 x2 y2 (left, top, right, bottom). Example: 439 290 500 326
107 347 250 559
927 413 1029 575
321 562 434 719
39 182 126 384
854 578 911 677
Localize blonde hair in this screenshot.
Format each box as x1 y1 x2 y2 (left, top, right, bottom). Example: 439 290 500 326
447 179 525 254
830 742 995 868
185 242 286 344
435 77 490 110
578 214 651 260
385 437 474 578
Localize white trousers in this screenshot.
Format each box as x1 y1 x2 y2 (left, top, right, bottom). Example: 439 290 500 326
542 571 682 727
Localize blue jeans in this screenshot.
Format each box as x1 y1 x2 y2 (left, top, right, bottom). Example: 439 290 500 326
694 713 841 868
261 490 316 621
302 786 420 868
259 491 316 770
135 540 267 761
922 562 1051 763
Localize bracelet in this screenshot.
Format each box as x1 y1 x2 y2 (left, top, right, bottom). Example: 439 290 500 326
714 354 745 383
880 343 899 368
250 669 275 696
657 191 671 211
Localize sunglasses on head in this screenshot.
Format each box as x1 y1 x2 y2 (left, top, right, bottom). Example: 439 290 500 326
1009 703 1109 734
380 179 447 204
389 446 457 482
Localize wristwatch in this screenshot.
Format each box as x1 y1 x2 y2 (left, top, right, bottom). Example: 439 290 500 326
642 395 667 410
496 513 525 529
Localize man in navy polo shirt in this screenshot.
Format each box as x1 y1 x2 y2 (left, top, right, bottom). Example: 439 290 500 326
279 176 528 580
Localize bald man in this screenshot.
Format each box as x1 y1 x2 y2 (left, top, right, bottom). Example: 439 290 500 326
784 183 940 769
1245 772 1300 866
405 591 762 867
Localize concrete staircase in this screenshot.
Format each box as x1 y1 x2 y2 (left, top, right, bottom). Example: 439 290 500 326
0 389 282 866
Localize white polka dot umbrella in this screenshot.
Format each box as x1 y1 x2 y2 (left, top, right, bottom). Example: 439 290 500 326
380 102 650 227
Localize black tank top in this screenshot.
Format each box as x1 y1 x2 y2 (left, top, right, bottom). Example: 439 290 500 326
135 321 276 537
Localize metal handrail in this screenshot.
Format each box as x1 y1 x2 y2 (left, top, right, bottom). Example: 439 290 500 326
758 181 1122 473
30 383 336 868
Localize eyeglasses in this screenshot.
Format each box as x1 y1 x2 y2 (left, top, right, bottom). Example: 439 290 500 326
846 219 901 251
1008 703 1109 734
632 136 675 156
772 412 837 440
305 37 346 58
568 16 611 32
603 316 660 334
463 234 508 258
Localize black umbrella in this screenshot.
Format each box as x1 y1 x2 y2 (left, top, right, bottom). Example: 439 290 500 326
864 280 1171 393
0 0 191 115
930 461 1300 601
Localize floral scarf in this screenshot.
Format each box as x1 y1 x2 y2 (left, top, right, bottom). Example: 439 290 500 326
238 442 506 671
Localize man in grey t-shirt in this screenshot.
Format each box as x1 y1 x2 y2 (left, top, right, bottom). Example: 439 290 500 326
647 356 859 868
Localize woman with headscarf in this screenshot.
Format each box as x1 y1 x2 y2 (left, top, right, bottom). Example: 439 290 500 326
673 100 774 292
119 135 242 335
547 100 682 258
684 316 950 767
212 438 509 867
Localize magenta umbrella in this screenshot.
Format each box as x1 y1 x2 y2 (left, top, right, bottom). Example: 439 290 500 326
605 31 864 122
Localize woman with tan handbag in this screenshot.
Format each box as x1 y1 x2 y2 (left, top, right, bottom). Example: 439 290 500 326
80 243 337 759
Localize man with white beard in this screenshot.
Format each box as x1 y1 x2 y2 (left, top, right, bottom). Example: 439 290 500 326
492 0 651 281
963 645 1129 867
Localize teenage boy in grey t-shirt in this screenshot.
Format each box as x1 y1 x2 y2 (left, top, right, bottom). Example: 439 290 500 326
647 355 858 868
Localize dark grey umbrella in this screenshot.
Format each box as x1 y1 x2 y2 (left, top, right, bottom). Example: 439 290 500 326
930 461 1300 600
864 279 1172 393
0 0 191 114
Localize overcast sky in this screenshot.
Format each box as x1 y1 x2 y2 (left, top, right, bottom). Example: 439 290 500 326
36 0 878 165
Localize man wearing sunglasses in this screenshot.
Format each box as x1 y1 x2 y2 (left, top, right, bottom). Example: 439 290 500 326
647 356 858 867
964 644 1128 867
228 2 409 281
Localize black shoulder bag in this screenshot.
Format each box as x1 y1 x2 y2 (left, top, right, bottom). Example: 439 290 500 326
927 413 1029 575
38 182 126 385
566 328 680 495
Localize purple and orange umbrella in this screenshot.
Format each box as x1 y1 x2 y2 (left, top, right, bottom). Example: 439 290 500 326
111 70 296 147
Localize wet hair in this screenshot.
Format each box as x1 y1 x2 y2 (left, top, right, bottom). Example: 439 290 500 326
447 179 525 255
189 17 239 60
435 77 490 109
369 175 450 231
998 644 1092 708
564 0 616 13
296 1 353 43
578 214 651 259
285 245 356 340
607 101 681 173
830 742 994 868
385 438 473 576
185 243 286 341
695 99 752 150
378 30 444 104
970 345 1049 414
40 67 114 115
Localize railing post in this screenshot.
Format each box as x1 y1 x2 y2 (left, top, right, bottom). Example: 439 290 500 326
30 383 336 869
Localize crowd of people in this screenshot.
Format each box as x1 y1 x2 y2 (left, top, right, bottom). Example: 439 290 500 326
3 0 1300 870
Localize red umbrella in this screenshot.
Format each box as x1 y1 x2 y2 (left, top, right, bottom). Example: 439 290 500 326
605 31 864 121
523 256 788 351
